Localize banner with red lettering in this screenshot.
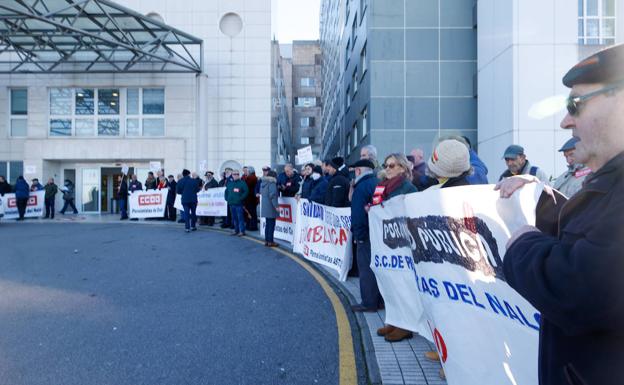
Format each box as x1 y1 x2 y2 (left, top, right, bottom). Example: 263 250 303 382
2 191 45 219
292 199 352 281
128 190 168 219
369 184 543 385
260 197 297 243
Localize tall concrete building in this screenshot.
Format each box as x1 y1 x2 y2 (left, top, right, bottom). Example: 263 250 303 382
0 0 271 214
321 0 622 181
271 40 322 164
320 0 478 164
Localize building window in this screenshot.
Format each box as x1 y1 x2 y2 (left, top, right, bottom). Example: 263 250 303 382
345 39 350 70
352 68 358 96
0 161 24 184
360 43 367 75
346 87 351 109
578 0 616 45
49 87 165 137
361 107 368 138
295 97 317 107
360 0 368 20
10 89 27 137
300 117 316 127
352 122 358 149
301 137 310 145
351 14 358 46
300 78 315 87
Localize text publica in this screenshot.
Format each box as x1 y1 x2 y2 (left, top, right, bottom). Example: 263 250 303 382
381 215 505 281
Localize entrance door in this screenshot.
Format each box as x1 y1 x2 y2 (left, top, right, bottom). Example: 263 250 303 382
82 168 100 213
101 168 122 214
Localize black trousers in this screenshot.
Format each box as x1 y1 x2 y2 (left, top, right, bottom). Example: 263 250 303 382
60 199 78 214
166 204 176 221
245 202 258 230
16 197 28 219
45 197 55 218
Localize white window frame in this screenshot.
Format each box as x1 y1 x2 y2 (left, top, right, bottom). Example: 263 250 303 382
361 107 368 138
360 43 367 76
301 136 310 145
47 87 165 138
578 0 617 45
9 88 28 137
352 121 358 149
300 78 315 87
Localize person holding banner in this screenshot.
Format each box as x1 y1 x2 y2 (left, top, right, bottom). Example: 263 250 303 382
499 43 624 385
116 175 129 220
225 170 249 236
176 169 200 233
373 153 417 342
260 170 279 247
349 159 383 312
165 175 177 221
14 176 29 220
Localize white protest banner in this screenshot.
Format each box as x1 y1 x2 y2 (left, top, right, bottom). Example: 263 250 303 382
149 161 161 173
128 190 168 219
293 199 352 281
174 194 183 211
197 187 228 216
369 184 543 385
260 197 297 243
297 146 313 164
121 164 129 175
2 191 45 219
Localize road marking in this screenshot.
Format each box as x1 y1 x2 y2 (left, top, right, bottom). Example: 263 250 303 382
209 229 357 385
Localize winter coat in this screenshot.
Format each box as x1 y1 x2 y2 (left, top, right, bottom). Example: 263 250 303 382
116 179 128 200
301 177 315 199
260 176 279 218
309 176 328 204
503 152 624 385
62 182 75 200
31 182 44 191
129 180 143 192
350 173 378 241
277 172 301 197
467 149 489 184
176 175 200 204
552 164 590 198
324 166 351 207
44 183 58 200
203 178 219 190
0 181 11 196
166 179 177 205
244 174 258 205
145 178 157 190
14 179 29 199
499 159 550 184
225 179 249 205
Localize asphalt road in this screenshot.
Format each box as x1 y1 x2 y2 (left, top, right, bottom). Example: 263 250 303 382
0 222 339 385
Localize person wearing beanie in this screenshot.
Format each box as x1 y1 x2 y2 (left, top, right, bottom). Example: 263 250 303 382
425 139 473 189
176 168 201 232
309 165 328 204
324 156 350 207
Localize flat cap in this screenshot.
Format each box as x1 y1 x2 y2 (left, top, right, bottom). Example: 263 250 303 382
503 145 525 159
558 137 579 152
563 43 624 87
350 159 375 169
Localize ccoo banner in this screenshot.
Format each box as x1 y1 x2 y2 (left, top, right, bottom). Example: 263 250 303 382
196 188 228 217
2 191 45 219
260 197 297 243
369 184 543 385
293 199 352 281
128 190 168 219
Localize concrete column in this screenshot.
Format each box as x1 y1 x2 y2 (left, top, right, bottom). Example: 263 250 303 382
196 73 209 173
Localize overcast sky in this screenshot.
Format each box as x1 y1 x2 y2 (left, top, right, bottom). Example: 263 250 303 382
271 0 321 43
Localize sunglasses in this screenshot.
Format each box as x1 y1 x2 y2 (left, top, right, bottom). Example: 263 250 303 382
383 163 398 170
566 80 624 116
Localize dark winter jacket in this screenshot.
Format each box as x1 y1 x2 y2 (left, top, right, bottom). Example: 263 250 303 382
44 183 58 200
116 178 128 200
203 178 219 190
0 180 11 196
350 173 378 241
324 166 351 207
144 177 157 190
62 182 75 200
31 182 44 191
309 176 328 204
301 176 315 199
129 180 143 192
244 174 258 206
225 179 249 205
14 178 29 199
503 152 624 385
166 179 177 205
277 172 301 197
176 175 200 204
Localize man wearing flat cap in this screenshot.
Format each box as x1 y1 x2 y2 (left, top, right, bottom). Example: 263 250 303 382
552 137 591 198
350 159 383 312
497 43 624 384
499 144 550 183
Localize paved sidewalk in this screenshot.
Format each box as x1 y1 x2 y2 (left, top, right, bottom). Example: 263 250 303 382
10 214 446 385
